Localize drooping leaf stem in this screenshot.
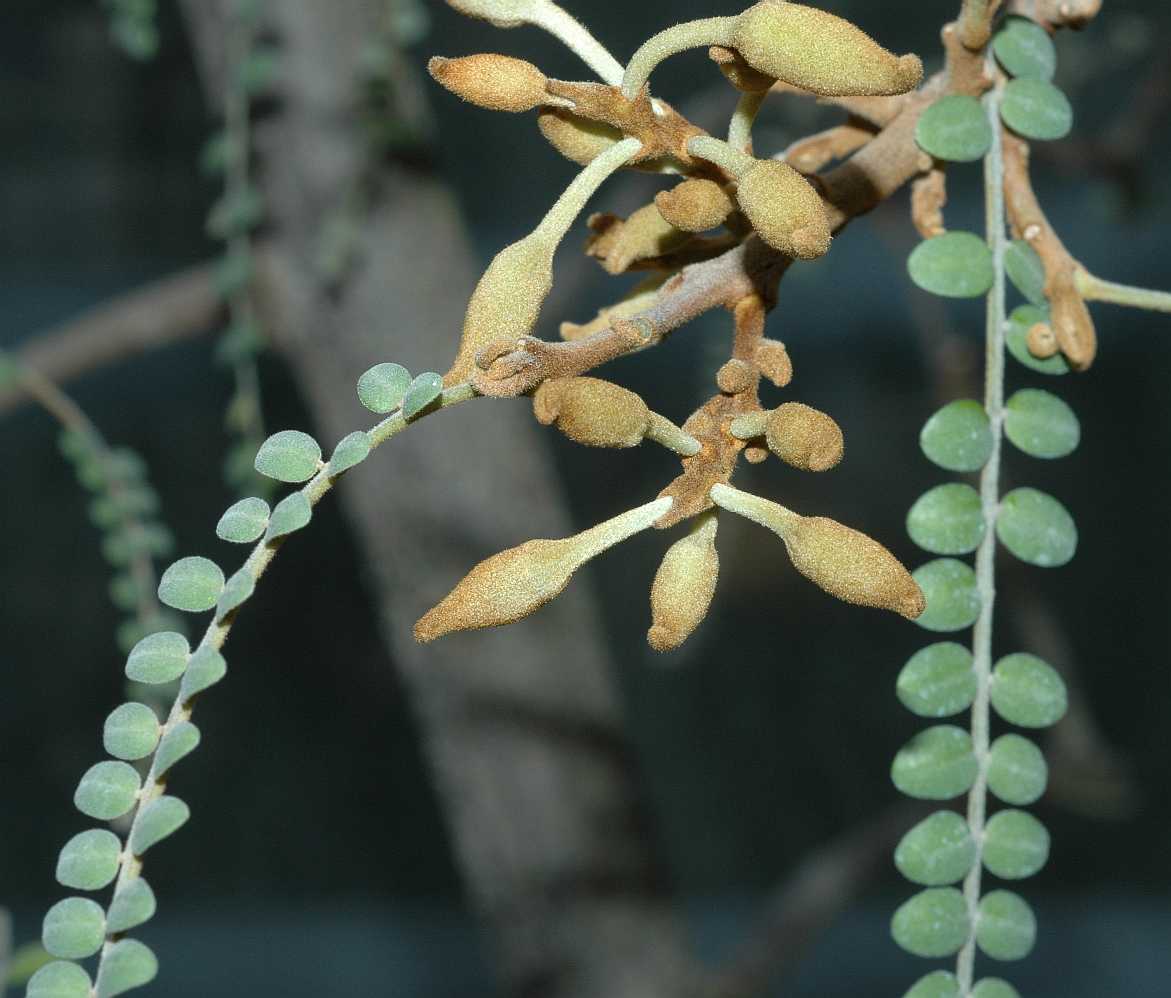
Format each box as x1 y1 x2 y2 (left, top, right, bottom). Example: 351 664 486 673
954 81 1009 996
88 383 478 988
11 359 167 650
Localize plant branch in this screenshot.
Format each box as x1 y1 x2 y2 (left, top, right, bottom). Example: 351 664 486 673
955 82 1009 996
93 382 479 984
0 261 227 417
711 803 928 998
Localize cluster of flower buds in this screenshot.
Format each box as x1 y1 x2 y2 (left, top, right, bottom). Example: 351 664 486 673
419 0 926 648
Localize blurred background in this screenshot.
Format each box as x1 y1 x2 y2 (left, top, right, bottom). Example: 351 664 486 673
2 1 1169 995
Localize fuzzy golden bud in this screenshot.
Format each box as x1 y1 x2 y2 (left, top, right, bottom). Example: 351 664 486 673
755 338 793 387
766 402 843 471
428 54 556 113
736 160 832 259
654 179 736 233
534 376 700 456
586 204 692 274
446 137 642 384
1026 321 1059 359
538 109 624 166
415 497 672 642
648 512 719 652
446 0 537 29
716 359 755 395
710 484 924 619
731 3 923 98
533 377 650 448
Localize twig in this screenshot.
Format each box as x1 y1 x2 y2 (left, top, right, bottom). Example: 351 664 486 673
0 261 226 416
710 803 928 998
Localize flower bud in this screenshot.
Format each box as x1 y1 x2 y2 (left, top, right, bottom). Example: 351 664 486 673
731 2 923 98
765 402 843 471
448 235 553 384
428 54 553 113
446 0 538 29
446 137 642 384
710 484 924 619
415 497 672 641
538 109 623 165
648 512 719 651
755 338 793 387
654 179 736 232
533 377 650 448
785 516 925 619
587 203 692 274
735 160 831 259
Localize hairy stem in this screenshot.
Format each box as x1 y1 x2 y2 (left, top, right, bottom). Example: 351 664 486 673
955 83 1007 995
644 411 701 456
687 135 755 179
958 0 1002 49
1074 270 1171 313
728 91 767 154
621 17 736 99
94 383 478 978
531 1 626 86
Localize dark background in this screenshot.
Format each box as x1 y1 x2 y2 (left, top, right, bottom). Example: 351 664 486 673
2 1 1169 995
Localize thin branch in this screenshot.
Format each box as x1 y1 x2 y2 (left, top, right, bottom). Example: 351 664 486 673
710 803 928 998
958 0 1004 50
0 261 225 416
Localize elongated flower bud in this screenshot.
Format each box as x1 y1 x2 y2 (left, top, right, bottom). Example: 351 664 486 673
655 179 736 232
687 136 830 259
710 484 924 619
587 204 692 274
738 161 831 259
446 137 642 383
766 402 843 471
621 4 920 100
534 376 700 455
428 54 556 113
731 3 923 98
447 0 538 29
649 512 719 651
415 497 672 641
538 109 624 165
533 377 650 448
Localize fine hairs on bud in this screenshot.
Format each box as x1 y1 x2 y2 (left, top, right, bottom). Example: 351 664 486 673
765 403 844 471
648 511 719 651
710 484 924 619
655 179 735 232
730 2 923 98
428 55 556 114
445 137 641 384
534 377 650 448
588 204 692 274
538 109 623 166
687 137 831 260
415 497 672 641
